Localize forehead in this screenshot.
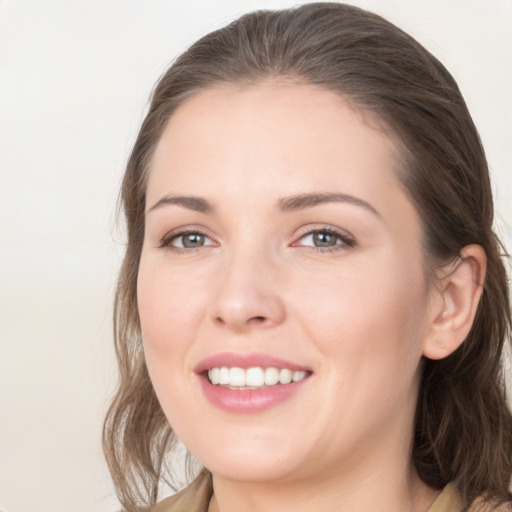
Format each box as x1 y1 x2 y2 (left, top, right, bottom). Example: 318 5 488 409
147 82 404 204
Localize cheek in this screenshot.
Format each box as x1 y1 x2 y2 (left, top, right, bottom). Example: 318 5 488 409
291 255 428 364
136 257 207 398
296 259 428 427
138 256 202 348
136 257 208 429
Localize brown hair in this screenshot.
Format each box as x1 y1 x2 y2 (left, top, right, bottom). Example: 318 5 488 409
103 3 512 510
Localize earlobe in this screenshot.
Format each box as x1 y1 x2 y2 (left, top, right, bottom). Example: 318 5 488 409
422 244 487 361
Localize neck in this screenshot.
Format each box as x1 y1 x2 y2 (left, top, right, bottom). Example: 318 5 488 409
208 442 439 512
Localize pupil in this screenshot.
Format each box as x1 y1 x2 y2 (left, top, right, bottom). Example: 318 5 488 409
183 233 204 248
314 232 336 247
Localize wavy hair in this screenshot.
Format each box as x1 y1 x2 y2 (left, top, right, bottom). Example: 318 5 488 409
103 3 512 510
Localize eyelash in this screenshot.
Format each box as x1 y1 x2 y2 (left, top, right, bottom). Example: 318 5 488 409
158 227 356 253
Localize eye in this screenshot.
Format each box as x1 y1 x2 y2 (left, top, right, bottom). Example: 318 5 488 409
160 230 216 250
293 228 355 251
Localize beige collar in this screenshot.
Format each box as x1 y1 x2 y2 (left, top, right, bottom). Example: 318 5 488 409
427 483 464 512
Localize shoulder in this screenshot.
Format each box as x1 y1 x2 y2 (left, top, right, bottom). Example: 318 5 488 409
467 499 512 512
151 470 213 512
430 484 512 512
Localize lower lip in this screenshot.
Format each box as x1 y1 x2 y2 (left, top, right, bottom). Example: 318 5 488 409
198 375 310 413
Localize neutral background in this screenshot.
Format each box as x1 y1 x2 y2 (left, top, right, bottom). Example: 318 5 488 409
1 1 511 511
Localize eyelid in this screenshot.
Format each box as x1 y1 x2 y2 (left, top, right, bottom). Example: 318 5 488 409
158 226 218 251
291 225 356 250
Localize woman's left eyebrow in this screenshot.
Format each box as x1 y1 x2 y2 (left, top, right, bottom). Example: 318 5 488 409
277 192 382 219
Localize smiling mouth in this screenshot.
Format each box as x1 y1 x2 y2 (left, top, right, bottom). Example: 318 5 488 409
206 366 311 389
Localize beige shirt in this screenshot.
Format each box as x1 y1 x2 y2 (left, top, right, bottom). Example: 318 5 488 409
153 471 465 512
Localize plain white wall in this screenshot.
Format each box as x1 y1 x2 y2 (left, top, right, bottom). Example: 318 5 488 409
0 1 510 511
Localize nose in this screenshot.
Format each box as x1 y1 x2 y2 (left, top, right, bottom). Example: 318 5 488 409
210 249 286 332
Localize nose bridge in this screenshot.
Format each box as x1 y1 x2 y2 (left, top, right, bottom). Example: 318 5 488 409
210 240 285 330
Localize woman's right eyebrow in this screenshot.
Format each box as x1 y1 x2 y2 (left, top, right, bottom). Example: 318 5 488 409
148 195 216 214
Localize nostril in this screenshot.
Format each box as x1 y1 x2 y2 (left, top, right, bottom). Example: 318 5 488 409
214 314 267 328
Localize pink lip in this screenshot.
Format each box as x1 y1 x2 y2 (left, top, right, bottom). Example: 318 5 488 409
194 352 311 374
195 352 312 414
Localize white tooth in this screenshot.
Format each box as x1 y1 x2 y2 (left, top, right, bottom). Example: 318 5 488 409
210 367 220 385
229 367 245 387
264 367 280 385
279 368 293 385
246 367 265 387
219 367 230 385
292 370 307 382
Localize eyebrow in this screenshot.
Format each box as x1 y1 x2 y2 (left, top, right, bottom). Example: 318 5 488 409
277 192 382 218
148 195 215 214
148 192 381 218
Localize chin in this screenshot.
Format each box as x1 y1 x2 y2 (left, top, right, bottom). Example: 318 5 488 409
190 443 303 483
204 458 297 483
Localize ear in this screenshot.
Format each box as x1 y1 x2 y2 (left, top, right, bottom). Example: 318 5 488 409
422 244 487 360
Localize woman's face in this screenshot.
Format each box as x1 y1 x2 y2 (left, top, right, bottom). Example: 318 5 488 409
138 82 434 484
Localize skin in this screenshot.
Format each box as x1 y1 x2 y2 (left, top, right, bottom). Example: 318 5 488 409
137 82 485 512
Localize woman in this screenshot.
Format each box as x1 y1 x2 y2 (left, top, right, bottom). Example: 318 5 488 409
103 3 512 511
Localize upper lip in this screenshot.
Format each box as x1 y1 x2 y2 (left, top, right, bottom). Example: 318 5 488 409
195 352 312 374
